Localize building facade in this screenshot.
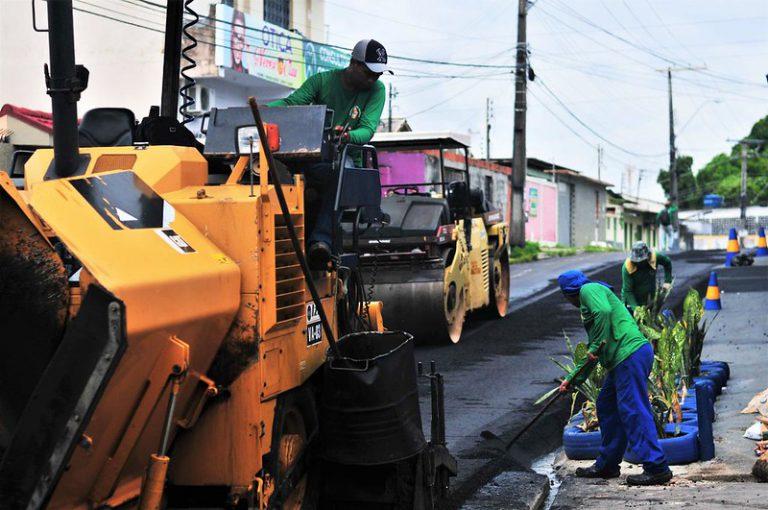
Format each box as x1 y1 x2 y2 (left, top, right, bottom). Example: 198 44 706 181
605 191 664 250
0 1 332 134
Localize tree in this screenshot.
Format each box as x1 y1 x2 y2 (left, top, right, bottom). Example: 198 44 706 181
657 114 768 209
657 155 698 209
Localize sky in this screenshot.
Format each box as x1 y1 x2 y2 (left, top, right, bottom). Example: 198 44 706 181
324 0 768 201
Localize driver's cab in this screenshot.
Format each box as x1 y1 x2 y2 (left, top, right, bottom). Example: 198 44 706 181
200 104 383 265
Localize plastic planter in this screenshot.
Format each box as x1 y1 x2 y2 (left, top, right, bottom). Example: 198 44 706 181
700 367 727 390
681 411 697 424
563 424 602 460
701 360 729 381
624 423 699 465
694 376 720 397
680 395 697 412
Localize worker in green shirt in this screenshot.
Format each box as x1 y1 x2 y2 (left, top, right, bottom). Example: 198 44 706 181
621 241 673 310
557 270 672 486
268 39 389 268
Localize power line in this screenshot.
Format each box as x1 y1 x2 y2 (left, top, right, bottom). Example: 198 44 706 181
129 0 516 70
72 5 513 79
535 77 666 158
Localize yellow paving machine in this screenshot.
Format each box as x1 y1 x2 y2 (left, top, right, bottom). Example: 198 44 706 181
0 2 455 508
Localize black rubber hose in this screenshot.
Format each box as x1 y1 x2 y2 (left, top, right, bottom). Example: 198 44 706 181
247 98 341 360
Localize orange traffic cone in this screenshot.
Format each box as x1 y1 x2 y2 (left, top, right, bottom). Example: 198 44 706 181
725 228 739 266
757 227 768 257
704 271 722 310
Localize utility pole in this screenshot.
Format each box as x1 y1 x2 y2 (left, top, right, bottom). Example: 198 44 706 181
510 0 528 246
727 138 764 226
740 142 748 223
657 65 706 235
387 84 398 132
597 144 603 182
666 68 677 219
485 97 493 162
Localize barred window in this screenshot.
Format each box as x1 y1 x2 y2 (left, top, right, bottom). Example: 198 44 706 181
264 0 290 29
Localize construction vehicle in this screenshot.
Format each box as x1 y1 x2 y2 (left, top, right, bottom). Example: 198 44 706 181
0 1 455 508
351 132 511 344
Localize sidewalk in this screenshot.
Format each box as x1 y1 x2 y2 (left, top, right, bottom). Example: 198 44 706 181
550 258 768 509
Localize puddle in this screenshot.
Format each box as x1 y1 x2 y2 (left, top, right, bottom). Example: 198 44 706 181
531 449 561 510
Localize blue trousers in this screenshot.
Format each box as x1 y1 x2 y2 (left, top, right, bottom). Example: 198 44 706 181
595 343 669 474
304 162 337 247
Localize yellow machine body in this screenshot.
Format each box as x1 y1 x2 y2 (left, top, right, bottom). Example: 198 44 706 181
2 144 335 508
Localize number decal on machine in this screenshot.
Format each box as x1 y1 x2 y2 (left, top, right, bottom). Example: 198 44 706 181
306 302 322 346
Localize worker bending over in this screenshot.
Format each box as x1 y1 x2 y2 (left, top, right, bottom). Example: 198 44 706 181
558 270 672 486
268 39 390 268
621 241 672 310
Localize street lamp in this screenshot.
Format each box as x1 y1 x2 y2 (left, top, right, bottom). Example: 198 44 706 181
677 99 722 136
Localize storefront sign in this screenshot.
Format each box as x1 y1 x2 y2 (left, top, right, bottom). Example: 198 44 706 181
214 4 304 88
303 40 348 78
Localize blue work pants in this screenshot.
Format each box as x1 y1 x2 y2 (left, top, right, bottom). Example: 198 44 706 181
595 343 669 474
304 162 338 247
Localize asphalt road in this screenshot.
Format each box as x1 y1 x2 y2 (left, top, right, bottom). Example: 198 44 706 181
411 250 722 508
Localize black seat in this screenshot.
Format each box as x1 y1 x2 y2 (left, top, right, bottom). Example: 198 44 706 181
78 108 135 147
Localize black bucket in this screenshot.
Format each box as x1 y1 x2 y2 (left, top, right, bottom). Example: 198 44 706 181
321 331 426 465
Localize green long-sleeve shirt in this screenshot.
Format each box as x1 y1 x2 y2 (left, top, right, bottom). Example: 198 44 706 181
566 283 649 386
621 251 672 308
267 69 385 145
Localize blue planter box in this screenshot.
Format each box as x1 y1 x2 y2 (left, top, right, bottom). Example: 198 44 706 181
624 423 700 465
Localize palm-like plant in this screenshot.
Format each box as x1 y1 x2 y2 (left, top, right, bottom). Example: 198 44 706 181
538 334 605 432
681 288 714 382
649 323 685 436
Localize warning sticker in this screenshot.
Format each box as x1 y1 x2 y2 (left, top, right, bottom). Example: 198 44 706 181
306 302 322 346
155 229 196 254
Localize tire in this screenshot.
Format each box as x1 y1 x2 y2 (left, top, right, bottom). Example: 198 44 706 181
694 376 720 397
624 424 699 465
701 360 730 380
699 368 727 391
268 389 320 510
562 425 602 460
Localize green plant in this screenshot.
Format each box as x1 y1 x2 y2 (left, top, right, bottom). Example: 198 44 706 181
681 288 714 382
538 334 605 432
508 241 541 264
649 323 685 437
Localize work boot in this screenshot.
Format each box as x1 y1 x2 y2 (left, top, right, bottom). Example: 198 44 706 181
308 241 332 271
574 464 620 479
626 468 673 486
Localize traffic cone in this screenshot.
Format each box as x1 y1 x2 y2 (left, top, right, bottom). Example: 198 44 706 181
757 227 768 257
704 271 722 310
724 228 739 266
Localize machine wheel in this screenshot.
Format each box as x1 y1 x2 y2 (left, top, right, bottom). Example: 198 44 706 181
443 281 466 344
489 244 510 317
269 392 319 510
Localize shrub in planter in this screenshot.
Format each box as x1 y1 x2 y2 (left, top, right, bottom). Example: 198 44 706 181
649 323 685 436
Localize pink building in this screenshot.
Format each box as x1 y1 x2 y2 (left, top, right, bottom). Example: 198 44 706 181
524 177 558 245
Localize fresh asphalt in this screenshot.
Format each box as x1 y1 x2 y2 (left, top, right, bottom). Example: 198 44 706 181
411 250 722 508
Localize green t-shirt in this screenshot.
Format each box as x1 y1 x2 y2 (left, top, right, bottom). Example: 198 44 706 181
621 252 672 308
566 282 649 385
267 69 385 145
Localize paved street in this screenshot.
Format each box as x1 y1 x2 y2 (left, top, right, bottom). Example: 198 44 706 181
411 250 721 508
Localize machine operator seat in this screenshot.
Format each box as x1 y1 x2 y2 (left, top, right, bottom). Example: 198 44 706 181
78 108 136 147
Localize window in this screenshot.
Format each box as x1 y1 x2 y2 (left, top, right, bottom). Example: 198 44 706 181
484 175 493 202
264 0 290 29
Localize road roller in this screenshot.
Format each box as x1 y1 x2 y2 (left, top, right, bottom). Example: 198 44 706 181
0 1 457 508
350 132 511 344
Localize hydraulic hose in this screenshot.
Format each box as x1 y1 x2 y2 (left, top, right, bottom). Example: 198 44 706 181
247 98 341 360
178 0 198 124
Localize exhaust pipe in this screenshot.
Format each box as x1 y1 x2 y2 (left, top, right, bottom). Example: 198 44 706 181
44 0 88 178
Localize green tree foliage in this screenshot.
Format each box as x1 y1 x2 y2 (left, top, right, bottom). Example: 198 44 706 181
657 114 768 208
657 155 698 209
